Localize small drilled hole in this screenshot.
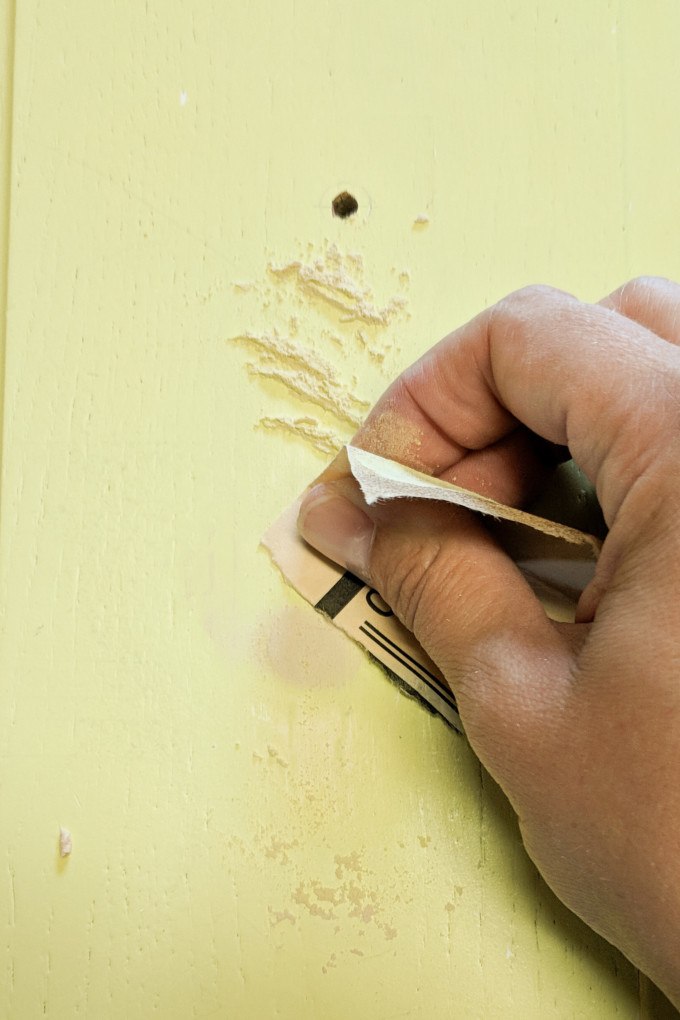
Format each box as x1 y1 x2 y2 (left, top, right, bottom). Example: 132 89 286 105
332 191 359 218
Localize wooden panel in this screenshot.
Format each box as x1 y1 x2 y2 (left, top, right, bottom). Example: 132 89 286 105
2 2 679 1016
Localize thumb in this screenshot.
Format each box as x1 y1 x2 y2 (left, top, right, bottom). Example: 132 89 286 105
298 475 577 791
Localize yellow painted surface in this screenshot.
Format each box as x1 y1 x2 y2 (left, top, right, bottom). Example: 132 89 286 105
1 2 679 1017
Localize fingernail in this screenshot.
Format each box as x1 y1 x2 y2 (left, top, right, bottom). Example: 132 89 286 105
298 484 374 580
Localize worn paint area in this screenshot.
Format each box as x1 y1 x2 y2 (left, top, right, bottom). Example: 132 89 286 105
261 604 359 690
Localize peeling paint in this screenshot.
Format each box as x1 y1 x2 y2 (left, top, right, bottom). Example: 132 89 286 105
334 851 363 880
264 836 299 864
231 244 411 457
269 907 296 926
355 329 386 364
232 330 369 428
257 416 343 456
269 246 408 326
267 745 289 768
280 851 397 942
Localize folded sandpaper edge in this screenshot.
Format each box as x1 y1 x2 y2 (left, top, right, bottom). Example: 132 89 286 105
346 445 602 558
261 449 602 732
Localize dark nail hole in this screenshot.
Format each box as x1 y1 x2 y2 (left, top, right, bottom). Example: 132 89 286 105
332 191 359 219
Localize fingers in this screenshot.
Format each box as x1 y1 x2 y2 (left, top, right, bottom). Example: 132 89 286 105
298 474 575 788
296 283 680 1004
302 283 680 635
317 285 680 529
600 275 680 346
299 281 680 738
367 500 573 747
390 285 679 526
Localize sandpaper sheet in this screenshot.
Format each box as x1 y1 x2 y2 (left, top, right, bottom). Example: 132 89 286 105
262 447 601 731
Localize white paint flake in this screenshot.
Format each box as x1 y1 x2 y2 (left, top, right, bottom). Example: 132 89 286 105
59 826 73 857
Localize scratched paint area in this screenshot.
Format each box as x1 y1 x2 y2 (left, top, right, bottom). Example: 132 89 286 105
2 1 680 1017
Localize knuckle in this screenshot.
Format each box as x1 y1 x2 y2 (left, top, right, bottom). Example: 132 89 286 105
514 282 564 302
376 538 449 639
499 283 565 313
625 273 672 293
618 274 678 311
492 285 570 338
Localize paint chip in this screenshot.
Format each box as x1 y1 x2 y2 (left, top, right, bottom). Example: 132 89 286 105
59 826 72 857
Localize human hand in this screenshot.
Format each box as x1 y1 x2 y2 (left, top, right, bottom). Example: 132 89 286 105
297 278 680 1005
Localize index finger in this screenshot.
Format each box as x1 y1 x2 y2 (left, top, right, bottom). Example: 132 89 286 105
333 285 680 525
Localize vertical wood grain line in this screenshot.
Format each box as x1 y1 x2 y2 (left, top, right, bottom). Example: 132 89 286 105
0 0 16 494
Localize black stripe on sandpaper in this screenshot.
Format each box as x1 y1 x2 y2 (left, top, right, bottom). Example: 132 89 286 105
359 625 458 714
362 621 455 701
314 571 364 619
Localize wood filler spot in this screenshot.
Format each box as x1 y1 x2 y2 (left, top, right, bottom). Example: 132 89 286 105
332 191 359 219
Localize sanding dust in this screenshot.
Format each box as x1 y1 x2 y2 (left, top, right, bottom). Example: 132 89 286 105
355 409 426 470
59 827 72 857
269 245 408 327
232 331 369 428
258 416 344 456
413 214 430 228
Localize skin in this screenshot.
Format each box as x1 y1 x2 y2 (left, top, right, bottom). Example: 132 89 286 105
297 277 680 1006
